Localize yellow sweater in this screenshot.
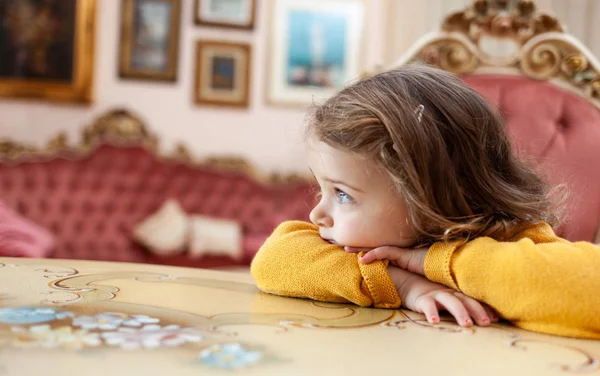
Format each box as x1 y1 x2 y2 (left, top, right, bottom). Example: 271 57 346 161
251 221 600 339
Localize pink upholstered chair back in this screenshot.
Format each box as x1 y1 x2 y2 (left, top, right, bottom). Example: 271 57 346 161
391 0 600 241
464 75 600 241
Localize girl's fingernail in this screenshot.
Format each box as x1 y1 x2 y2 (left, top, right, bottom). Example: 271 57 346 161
464 318 472 325
431 317 439 324
481 317 489 324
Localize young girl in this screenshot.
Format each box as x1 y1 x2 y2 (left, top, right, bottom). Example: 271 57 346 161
251 64 600 339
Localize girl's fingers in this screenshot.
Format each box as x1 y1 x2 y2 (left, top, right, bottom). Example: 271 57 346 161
359 246 407 265
434 293 473 327
359 250 378 264
483 304 499 323
453 292 491 327
344 246 365 253
346 246 428 276
416 296 440 324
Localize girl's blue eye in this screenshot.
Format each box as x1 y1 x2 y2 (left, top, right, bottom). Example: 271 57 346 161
335 188 354 203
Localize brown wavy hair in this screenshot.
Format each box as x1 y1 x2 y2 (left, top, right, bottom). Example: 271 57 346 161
306 64 564 245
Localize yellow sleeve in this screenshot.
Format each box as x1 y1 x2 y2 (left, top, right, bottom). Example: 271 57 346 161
250 221 401 308
424 223 600 339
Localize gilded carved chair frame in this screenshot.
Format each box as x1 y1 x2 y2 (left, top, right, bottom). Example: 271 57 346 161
388 0 600 110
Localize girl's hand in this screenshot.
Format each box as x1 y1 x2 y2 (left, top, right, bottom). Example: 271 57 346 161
388 266 498 326
345 245 428 276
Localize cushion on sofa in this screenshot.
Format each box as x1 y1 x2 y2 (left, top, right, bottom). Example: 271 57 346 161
0 201 54 258
133 199 189 256
188 215 242 260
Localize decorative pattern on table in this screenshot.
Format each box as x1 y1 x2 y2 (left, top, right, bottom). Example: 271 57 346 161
1 261 598 373
382 313 600 373
43 270 396 329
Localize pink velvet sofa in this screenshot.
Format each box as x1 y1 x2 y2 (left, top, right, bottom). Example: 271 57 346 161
0 109 314 267
392 0 600 242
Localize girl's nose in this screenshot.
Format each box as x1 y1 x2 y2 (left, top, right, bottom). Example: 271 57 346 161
309 202 333 228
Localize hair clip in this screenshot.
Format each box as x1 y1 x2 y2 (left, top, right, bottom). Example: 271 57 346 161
414 104 425 123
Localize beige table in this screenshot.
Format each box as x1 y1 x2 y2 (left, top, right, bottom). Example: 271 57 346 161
0 257 598 375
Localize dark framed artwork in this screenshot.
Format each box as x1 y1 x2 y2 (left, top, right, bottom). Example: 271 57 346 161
119 0 181 81
194 0 256 30
194 40 251 107
0 0 96 104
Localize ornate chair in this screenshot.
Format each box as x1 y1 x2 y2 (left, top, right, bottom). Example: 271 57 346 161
391 0 600 242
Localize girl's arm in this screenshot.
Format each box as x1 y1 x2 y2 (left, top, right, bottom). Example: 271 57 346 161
354 222 600 339
251 221 495 326
425 226 600 339
250 221 401 309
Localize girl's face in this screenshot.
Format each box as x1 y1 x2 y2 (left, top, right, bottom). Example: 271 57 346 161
307 138 418 249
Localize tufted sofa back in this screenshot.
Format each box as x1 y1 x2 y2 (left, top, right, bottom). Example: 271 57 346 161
464 75 600 242
0 145 314 263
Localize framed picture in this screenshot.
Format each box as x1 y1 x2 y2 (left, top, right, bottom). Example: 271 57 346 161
267 0 364 106
119 0 181 81
194 0 256 30
0 0 96 104
194 40 251 108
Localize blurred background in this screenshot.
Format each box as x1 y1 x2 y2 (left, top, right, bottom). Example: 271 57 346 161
0 0 598 174
1 0 599 268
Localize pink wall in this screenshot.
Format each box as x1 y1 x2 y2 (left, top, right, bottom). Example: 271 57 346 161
0 0 386 175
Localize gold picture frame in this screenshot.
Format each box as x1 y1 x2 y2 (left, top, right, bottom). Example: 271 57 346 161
0 0 96 104
194 40 251 108
119 0 181 82
194 0 256 30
